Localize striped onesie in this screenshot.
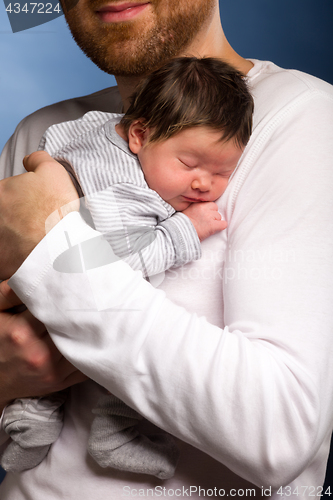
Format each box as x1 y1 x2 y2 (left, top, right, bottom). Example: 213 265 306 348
40 111 201 276
1 111 202 479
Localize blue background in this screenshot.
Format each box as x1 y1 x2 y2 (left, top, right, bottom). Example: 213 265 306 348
1 0 333 488
1 0 333 153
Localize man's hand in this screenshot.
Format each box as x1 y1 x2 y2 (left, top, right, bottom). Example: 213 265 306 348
0 280 86 414
183 202 227 241
0 151 79 280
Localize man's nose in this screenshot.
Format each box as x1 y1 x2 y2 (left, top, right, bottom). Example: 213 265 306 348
191 174 211 191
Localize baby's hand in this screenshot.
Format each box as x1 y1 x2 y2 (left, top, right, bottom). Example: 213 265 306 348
183 202 227 241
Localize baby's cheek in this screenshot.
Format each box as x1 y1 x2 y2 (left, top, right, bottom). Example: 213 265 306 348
216 179 229 196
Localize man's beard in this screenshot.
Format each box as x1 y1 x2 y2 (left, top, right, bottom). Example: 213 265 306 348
63 0 216 76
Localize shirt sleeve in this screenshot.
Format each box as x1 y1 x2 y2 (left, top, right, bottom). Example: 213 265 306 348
8 91 333 490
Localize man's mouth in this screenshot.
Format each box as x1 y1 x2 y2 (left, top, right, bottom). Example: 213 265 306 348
96 2 150 22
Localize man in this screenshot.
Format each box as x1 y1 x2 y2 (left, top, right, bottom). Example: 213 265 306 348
0 1 333 498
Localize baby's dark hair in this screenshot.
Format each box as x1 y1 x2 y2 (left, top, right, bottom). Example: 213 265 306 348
120 56 254 148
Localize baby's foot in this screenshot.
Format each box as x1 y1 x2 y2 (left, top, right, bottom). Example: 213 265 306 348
89 430 180 479
1 442 50 472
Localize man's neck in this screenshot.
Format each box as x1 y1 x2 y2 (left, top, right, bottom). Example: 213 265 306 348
115 11 253 111
115 76 142 112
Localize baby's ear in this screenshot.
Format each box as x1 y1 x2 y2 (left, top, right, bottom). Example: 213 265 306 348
128 120 148 154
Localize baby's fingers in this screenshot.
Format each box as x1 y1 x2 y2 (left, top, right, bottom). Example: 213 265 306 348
212 219 228 233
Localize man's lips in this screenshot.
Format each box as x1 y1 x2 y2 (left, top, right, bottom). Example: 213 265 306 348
96 2 149 22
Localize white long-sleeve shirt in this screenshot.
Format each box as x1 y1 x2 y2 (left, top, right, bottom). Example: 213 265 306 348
1 59 333 500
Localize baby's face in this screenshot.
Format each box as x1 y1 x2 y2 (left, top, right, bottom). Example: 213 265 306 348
135 126 244 211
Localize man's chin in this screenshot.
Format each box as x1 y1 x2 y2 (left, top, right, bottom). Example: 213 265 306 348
63 0 216 76
68 26 175 77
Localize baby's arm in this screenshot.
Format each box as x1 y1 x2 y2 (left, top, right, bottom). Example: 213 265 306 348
119 196 227 277
182 202 227 241
90 184 203 276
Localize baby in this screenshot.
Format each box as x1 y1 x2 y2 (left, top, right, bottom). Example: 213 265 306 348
1 57 253 478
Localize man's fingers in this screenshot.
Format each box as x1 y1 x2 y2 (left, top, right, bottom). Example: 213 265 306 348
56 355 88 387
23 152 80 217
23 151 75 187
37 333 86 385
23 150 55 173
0 304 86 403
19 309 51 338
0 280 23 310
62 370 88 388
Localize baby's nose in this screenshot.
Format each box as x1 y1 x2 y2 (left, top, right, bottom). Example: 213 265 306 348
191 175 211 191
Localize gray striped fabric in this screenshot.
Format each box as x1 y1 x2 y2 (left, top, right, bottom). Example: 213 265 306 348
3 394 66 426
39 111 201 277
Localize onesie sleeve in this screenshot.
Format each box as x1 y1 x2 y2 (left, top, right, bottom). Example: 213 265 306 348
82 182 201 277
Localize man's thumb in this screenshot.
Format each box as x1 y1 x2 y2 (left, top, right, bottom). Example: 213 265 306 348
0 280 23 311
23 150 55 173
